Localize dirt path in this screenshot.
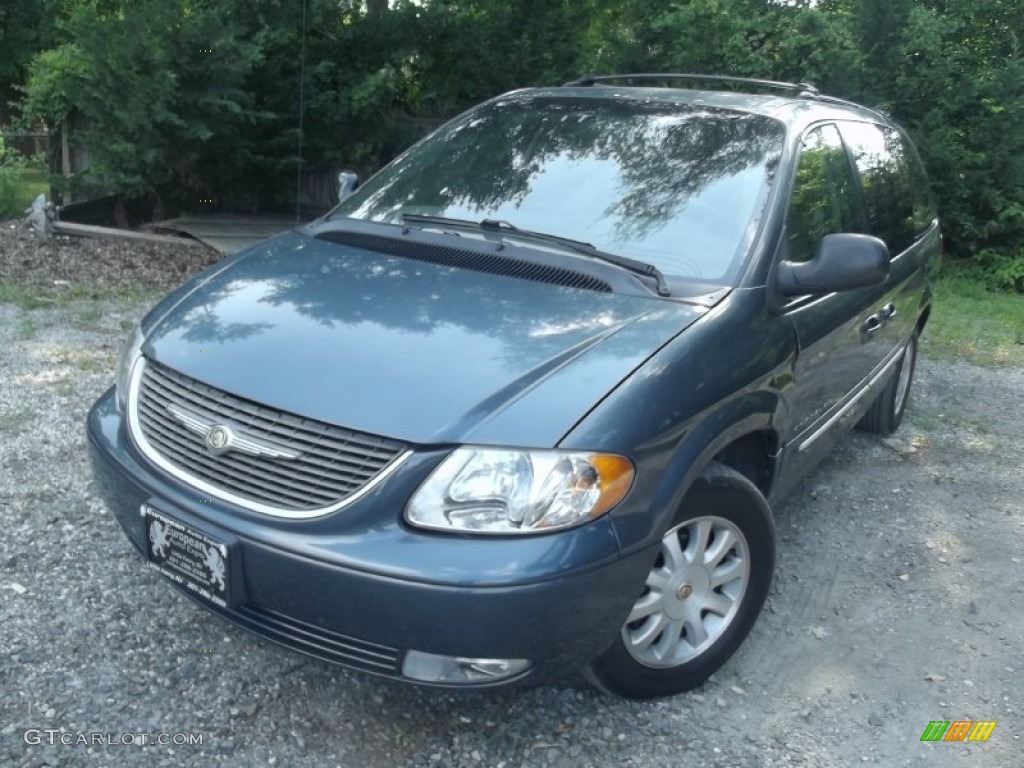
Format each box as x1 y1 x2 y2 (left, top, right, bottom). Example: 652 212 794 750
1 291 1021 767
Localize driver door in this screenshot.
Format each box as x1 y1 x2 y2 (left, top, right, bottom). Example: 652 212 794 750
779 122 889 477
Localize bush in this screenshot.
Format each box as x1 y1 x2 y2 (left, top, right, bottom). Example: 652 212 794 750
0 145 32 218
974 249 1024 293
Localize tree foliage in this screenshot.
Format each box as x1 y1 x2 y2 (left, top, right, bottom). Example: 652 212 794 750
7 0 1023 283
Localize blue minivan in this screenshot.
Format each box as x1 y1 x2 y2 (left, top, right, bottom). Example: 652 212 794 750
87 75 938 698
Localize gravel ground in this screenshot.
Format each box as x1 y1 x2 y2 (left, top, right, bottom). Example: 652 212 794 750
1 227 1022 767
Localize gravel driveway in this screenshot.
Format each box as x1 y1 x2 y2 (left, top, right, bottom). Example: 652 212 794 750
1 269 1022 766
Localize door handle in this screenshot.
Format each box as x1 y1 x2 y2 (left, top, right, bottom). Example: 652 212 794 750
881 302 897 320
862 314 882 336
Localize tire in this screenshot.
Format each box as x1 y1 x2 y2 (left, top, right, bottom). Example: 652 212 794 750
585 461 776 699
858 332 918 434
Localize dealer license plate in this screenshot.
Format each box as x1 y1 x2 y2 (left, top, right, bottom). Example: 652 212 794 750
142 504 230 608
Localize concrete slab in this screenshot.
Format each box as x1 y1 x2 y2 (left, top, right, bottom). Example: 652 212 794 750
149 214 301 254
51 220 206 247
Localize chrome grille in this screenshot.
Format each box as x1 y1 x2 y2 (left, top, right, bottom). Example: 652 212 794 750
130 358 407 515
169 583 403 675
234 603 402 674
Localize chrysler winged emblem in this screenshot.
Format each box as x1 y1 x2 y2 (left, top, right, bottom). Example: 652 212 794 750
166 404 302 460
205 426 231 451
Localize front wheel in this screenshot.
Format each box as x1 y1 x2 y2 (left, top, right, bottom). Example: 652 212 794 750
585 462 775 699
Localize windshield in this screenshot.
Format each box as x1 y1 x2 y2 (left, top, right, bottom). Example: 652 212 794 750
329 95 785 282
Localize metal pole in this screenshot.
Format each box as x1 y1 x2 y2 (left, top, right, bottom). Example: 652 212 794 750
295 0 308 224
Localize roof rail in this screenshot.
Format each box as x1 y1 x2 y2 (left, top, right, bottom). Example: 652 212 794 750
563 73 820 97
808 93 891 121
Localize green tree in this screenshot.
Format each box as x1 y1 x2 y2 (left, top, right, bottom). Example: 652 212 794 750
0 1 60 124
852 0 1024 283
10 0 1023 285
20 1 300 212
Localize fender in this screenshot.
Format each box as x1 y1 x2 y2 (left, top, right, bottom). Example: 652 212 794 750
559 288 797 555
609 393 783 555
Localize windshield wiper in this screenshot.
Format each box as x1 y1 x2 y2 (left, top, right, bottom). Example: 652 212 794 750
400 214 477 235
401 214 670 297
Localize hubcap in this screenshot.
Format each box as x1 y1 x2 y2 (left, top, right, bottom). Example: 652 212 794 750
894 340 915 413
623 515 750 667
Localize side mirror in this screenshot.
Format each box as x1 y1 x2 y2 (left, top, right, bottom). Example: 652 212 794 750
338 171 360 202
777 233 889 296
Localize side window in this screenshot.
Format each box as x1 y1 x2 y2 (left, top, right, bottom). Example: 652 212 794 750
785 123 862 263
898 128 938 234
838 121 923 255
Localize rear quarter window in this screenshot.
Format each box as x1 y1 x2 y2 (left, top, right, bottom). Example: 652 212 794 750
897 128 938 234
837 121 933 255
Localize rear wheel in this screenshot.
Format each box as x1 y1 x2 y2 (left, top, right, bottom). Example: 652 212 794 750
585 462 775 699
858 333 918 434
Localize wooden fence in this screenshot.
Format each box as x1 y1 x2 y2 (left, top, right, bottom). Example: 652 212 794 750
1 131 50 158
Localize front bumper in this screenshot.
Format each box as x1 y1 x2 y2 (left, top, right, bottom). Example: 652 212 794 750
86 388 654 688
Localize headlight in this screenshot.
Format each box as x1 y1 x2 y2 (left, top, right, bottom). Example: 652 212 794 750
406 447 634 534
115 322 145 410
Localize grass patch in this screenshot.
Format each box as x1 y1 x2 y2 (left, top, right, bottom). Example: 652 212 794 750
0 161 49 218
0 280 160 310
54 345 114 373
73 301 105 325
54 378 77 397
14 314 36 340
0 282 54 309
15 166 50 205
0 407 33 434
922 270 1024 366
905 401 944 432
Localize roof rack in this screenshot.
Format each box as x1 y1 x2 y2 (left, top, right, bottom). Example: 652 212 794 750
563 73 821 97
809 92 891 120
560 73 894 121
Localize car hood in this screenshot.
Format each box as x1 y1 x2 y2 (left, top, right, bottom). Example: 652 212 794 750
143 231 708 446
